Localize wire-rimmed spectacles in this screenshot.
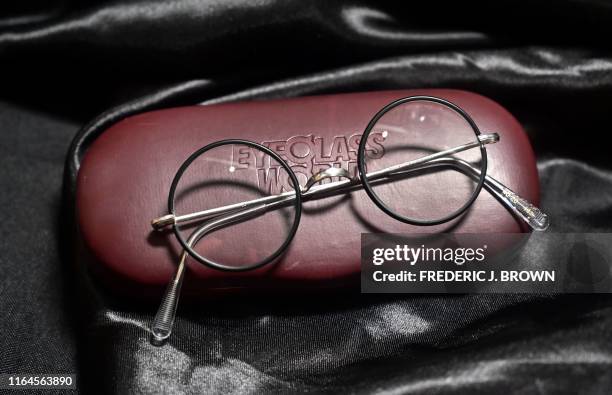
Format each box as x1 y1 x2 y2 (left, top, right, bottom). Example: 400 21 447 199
149 95 549 344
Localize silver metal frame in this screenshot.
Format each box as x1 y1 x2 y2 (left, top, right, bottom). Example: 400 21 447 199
149 132 549 344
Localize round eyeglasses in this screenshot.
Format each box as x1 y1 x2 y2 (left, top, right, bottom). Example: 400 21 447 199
149 95 549 343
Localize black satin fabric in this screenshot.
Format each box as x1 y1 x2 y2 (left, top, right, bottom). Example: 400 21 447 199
2 1 612 393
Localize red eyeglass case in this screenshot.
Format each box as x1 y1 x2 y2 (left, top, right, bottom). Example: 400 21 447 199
76 89 540 299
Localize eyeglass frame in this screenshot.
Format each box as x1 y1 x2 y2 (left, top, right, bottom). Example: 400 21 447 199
149 94 550 344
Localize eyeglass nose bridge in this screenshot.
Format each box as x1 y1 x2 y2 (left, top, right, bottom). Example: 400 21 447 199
302 167 355 193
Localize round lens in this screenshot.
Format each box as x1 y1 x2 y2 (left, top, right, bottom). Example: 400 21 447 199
169 140 302 271
358 96 486 225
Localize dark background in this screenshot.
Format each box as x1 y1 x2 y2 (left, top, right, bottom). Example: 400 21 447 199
1 1 612 393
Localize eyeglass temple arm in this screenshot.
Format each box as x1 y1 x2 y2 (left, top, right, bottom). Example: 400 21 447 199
151 204 269 344
151 133 500 230
404 158 549 231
